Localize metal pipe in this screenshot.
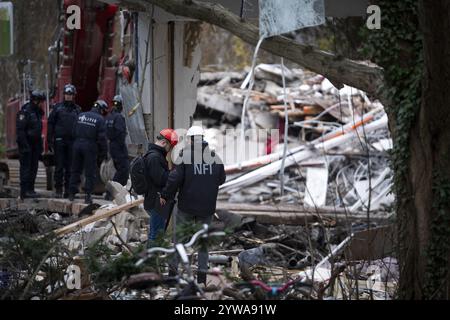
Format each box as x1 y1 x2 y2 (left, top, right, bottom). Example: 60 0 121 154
45 74 50 116
279 58 289 196
208 255 232 264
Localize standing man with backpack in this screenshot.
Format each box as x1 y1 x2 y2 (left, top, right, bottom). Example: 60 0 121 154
159 125 226 285
131 129 178 244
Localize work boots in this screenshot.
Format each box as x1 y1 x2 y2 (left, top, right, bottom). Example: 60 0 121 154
84 194 93 205
28 190 39 197
20 191 37 200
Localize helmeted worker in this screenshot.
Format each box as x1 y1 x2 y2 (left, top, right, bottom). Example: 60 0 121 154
104 95 129 199
143 128 178 243
160 125 226 285
16 90 46 199
47 84 81 198
68 100 108 204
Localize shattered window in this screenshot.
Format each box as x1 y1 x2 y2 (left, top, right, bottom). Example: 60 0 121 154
259 0 325 38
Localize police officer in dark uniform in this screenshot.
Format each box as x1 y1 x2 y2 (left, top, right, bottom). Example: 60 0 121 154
16 90 46 199
104 95 129 200
47 84 81 198
68 100 108 204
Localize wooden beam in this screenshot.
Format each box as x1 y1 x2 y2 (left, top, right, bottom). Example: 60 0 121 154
217 202 356 214
223 209 391 225
216 202 391 225
54 198 144 237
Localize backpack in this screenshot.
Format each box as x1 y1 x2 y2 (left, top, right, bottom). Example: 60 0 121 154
129 151 153 195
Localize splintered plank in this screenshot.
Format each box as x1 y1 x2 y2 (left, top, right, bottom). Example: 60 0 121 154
54 198 144 237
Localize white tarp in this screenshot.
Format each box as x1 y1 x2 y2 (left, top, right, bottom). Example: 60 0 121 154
259 0 325 38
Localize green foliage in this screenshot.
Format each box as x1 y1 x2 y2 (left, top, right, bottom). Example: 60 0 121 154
317 36 335 52
0 227 71 300
84 241 146 292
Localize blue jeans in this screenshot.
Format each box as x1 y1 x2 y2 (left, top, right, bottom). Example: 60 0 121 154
147 209 167 242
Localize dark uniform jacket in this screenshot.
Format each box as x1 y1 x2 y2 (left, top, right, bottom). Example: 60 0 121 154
73 110 107 158
105 110 127 144
143 143 169 210
47 101 81 143
161 141 226 217
16 102 44 152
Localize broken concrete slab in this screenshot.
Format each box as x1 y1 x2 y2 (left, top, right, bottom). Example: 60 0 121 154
199 71 245 85
106 181 130 206
197 86 242 118
304 164 329 208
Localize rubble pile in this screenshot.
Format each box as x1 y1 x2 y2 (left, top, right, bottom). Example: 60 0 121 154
196 64 393 214
61 182 149 253
204 211 398 300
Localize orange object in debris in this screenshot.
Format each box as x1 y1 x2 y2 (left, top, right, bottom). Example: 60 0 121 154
302 105 323 115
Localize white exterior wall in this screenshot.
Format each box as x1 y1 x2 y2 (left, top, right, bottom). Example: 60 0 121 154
173 21 201 131
152 22 170 136
137 7 200 141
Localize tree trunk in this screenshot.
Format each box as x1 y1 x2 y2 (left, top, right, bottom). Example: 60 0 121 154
399 0 450 299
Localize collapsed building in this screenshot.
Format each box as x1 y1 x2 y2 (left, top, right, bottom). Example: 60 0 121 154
0 0 397 300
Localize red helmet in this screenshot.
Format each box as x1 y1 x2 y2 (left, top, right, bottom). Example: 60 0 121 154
159 128 178 147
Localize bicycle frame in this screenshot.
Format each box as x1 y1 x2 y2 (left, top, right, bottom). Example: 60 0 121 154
134 224 225 299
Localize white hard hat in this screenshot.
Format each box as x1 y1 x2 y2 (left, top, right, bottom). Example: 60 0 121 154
186 125 204 137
